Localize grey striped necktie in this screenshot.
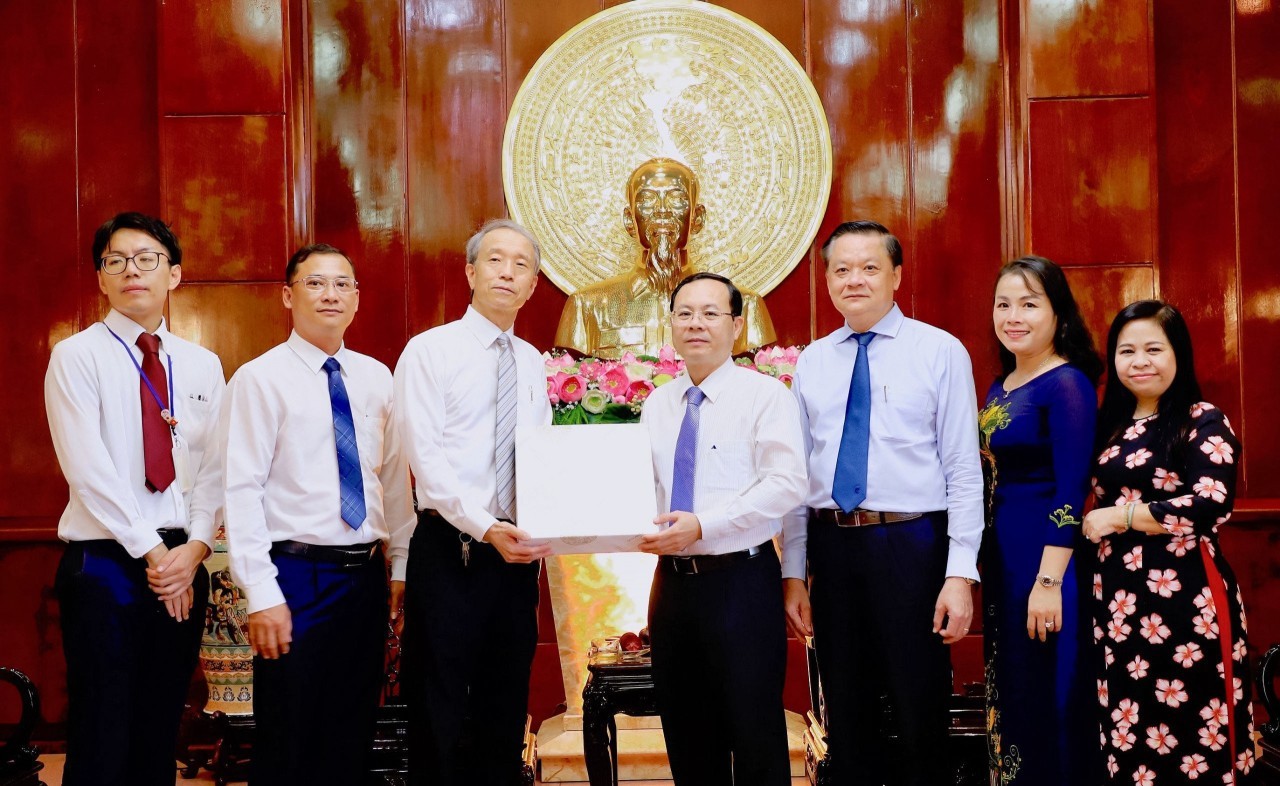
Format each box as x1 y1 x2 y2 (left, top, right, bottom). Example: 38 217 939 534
494 333 517 520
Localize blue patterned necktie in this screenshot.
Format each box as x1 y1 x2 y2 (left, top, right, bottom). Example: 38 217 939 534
833 332 876 513
494 334 517 520
669 386 706 514
323 357 366 530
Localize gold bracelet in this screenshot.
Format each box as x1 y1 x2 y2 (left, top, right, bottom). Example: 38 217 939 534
1123 502 1135 532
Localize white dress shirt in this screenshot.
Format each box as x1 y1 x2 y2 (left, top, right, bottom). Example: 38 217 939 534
393 306 552 541
45 309 225 559
781 304 983 581
222 332 415 614
641 358 808 556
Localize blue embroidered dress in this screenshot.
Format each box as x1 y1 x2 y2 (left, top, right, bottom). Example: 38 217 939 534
980 364 1096 785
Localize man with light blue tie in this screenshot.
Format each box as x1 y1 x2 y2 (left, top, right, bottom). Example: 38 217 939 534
222 244 414 785
640 272 808 785
781 221 982 785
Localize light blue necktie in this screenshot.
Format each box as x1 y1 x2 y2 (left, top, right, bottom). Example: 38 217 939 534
669 386 706 514
832 332 875 513
323 357 366 530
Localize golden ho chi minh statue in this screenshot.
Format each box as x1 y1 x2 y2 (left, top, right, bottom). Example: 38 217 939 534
555 158 775 358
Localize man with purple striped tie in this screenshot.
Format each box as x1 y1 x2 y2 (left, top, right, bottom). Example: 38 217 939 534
222 244 414 785
639 272 808 785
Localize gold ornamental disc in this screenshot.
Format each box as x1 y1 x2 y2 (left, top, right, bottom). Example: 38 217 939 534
503 0 832 296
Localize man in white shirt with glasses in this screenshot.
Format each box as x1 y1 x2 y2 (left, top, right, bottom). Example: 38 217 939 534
45 212 225 786
640 271 807 786
222 243 414 785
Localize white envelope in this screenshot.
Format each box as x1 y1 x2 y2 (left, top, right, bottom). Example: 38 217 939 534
516 423 657 554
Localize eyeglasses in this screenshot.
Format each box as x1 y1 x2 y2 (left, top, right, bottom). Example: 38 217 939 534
290 275 358 294
672 309 731 324
99 251 169 275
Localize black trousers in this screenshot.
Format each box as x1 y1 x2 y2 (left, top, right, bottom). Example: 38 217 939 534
404 512 540 785
55 531 208 786
808 512 953 786
648 545 791 786
250 547 388 786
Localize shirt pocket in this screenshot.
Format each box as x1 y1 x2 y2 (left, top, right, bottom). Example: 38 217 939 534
701 438 754 493
177 396 217 447
357 413 387 471
874 390 934 444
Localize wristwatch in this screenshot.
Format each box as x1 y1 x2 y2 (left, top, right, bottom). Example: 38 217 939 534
1037 574 1064 588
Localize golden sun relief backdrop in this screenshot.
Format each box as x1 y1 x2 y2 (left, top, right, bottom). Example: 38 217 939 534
503 0 832 297
503 0 832 723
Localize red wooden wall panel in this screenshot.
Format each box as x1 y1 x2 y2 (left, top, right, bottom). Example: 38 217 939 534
159 0 287 115
1027 98 1155 266
1026 0 1150 98
1062 265 1155 342
1152 1 1242 452
160 116 291 283
404 0 506 339
308 0 410 367
809 0 911 339
1235 1 1280 497
169 283 293 378
908 0 1005 387
0 2 80 521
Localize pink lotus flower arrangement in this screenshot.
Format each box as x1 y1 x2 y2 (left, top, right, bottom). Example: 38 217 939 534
545 344 802 425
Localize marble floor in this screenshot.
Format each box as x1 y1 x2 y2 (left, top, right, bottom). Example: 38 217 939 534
34 755 810 785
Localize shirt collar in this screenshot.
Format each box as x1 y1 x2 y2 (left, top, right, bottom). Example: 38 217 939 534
675 356 736 405
287 330 348 374
832 302 904 344
105 309 171 348
462 304 515 349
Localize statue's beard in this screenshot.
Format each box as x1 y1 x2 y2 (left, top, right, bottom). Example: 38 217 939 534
651 233 675 269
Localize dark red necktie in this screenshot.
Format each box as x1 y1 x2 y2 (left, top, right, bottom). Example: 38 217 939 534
136 332 175 493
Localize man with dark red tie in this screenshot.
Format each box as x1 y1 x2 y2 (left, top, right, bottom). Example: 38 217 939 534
45 212 226 786
222 244 414 785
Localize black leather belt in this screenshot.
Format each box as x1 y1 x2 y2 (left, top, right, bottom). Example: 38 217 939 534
660 545 764 575
811 508 925 527
271 539 381 568
156 527 190 548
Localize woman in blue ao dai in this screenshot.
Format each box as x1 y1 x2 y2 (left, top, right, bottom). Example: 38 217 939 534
980 257 1102 786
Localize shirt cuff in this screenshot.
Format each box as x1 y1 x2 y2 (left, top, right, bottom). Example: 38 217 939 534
188 518 216 556
389 554 407 583
244 578 287 615
124 527 165 560
945 545 979 583
694 506 730 542
780 548 807 581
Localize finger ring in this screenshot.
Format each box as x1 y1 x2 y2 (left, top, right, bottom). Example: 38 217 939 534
1045 621 1054 629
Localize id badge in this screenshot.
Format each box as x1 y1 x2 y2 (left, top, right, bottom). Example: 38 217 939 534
172 432 194 494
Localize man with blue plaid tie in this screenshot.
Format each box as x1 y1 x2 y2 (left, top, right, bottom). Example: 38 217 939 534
639 272 808 785
222 243 415 785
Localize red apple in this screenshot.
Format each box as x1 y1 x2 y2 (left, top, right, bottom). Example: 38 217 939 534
619 631 643 652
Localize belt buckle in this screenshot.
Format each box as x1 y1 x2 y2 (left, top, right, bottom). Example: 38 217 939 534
670 555 699 575
833 510 860 527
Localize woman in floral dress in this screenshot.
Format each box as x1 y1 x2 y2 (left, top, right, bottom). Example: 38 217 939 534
1083 301 1256 785
980 256 1101 786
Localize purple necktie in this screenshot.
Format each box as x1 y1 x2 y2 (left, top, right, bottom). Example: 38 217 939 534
669 386 706 513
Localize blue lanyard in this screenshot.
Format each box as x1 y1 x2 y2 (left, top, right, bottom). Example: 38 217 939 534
105 325 177 426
